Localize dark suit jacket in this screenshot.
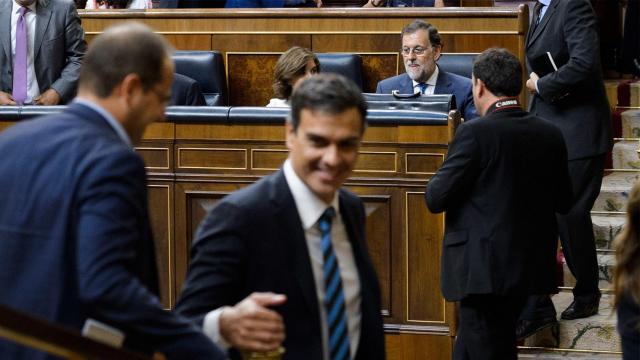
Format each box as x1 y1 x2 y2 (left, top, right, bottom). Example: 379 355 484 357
375 70 477 121
0 103 223 360
426 106 573 301
171 73 206 106
526 0 612 160
0 0 86 104
177 169 385 360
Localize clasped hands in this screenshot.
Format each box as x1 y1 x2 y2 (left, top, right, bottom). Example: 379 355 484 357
526 72 539 94
219 292 287 352
0 88 61 106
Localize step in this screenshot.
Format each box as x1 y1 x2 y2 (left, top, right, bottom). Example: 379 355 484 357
522 292 620 353
562 251 615 291
593 172 640 212
592 214 625 251
611 140 640 170
620 109 640 138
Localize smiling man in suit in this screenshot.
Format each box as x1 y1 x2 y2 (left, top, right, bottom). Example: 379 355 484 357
177 73 385 360
376 20 477 121
517 0 613 339
0 0 86 105
0 22 224 360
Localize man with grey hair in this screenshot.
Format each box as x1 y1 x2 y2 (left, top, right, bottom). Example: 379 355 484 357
0 22 224 360
376 19 476 121
0 0 86 105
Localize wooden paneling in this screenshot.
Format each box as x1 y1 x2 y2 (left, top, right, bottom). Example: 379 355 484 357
79 6 530 105
385 333 453 360
147 182 174 308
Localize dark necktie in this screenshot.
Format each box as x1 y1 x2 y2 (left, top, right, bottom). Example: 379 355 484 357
319 207 351 360
531 1 543 29
418 82 428 95
12 7 29 105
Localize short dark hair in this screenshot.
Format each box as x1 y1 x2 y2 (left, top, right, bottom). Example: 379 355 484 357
472 48 522 97
289 73 367 132
79 22 173 98
273 47 320 100
401 20 442 48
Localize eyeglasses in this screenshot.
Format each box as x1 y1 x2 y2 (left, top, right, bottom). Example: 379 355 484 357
401 46 432 56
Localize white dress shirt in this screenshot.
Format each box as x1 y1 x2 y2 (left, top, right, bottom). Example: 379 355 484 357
11 0 39 103
412 65 439 95
203 160 362 360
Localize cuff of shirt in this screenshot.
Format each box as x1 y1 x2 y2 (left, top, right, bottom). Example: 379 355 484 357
203 307 232 351
534 78 540 94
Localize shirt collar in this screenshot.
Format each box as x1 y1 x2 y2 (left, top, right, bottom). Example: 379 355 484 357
538 0 550 6
412 65 439 89
283 159 340 230
72 98 133 147
12 1 37 14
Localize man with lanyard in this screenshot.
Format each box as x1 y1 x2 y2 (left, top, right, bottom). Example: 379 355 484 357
426 48 572 359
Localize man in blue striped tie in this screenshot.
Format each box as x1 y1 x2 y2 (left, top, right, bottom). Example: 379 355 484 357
177 73 385 360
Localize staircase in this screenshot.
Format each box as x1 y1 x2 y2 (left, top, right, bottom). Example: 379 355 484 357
518 81 640 359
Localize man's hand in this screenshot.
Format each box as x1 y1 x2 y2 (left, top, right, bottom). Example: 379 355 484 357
33 89 61 105
219 292 287 352
314 0 322 7
0 91 17 106
526 72 539 94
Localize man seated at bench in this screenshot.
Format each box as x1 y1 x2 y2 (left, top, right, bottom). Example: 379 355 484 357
376 20 477 121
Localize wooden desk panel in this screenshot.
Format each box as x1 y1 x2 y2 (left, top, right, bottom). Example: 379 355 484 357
80 6 529 106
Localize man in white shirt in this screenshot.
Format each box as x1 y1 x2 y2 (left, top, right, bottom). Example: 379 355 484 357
0 0 86 105
177 73 385 360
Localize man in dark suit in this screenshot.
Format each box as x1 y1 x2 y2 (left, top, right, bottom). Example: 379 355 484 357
177 74 385 360
518 0 613 338
426 48 573 359
0 0 86 105
170 73 206 106
0 23 224 360
376 20 476 121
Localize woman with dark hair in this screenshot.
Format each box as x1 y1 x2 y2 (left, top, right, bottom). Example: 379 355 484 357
614 181 640 359
266 47 319 107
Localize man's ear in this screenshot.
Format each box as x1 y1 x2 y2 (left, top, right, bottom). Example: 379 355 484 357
433 45 442 62
285 121 295 150
120 73 143 106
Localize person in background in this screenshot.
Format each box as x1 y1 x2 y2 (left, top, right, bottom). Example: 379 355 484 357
363 0 443 7
376 20 477 121
84 0 152 8
0 0 86 105
266 46 319 107
177 74 385 360
170 73 206 106
613 182 640 360
426 48 572 359
0 22 224 360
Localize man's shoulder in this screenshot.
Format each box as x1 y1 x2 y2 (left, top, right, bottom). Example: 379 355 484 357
219 170 282 208
438 70 472 90
377 73 409 90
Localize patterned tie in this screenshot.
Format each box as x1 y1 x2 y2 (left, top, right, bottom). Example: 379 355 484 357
418 82 428 95
319 207 351 360
12 6 29 105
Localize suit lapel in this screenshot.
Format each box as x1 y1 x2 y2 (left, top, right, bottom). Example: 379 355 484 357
1 1 12 64
527 1 558 48
34 2 53 62
434 70 452 95
399 73 414 94
270 171 321 320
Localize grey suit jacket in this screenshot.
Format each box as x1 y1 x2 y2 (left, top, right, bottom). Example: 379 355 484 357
0 0 86 104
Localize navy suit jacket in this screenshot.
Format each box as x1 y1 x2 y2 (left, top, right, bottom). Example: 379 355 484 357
171 73 206 106
177 169 385 360
0 103 223 360
376 69 477 121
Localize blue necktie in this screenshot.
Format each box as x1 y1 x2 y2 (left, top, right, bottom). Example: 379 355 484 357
418 82 428 94
319 207 351 360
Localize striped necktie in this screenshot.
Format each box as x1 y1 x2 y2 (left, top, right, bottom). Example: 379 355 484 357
418 82 428 95
319 207 351 360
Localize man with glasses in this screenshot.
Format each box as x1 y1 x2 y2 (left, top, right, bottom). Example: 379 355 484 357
376 20 477 121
